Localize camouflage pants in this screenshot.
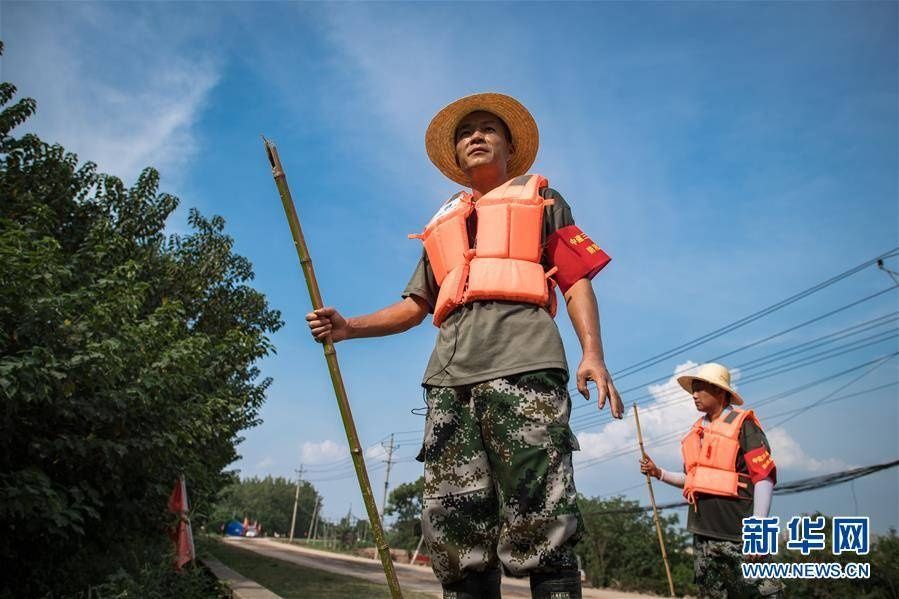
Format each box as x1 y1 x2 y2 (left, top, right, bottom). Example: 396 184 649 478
417 370 584 584
693 535 785 598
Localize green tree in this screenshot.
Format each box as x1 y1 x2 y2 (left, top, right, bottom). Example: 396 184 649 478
332 511 364 549
385 476 424 551
210 476 319 538
0 49 282 596
777 515 899 598
575 495 695 595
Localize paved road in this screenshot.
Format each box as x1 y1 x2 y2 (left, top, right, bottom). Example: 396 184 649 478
221 537 661 599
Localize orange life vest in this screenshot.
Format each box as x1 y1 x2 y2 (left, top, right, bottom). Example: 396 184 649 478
681 408 760 505
409 174 558 326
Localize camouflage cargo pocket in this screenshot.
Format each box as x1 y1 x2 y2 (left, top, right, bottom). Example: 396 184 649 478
547 423 580 453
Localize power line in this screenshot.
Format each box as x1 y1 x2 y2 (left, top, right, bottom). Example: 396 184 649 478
571 289 898 410
306 462 387 483
300 434 413 473
573 352 899 470
733 312 898 370
579 459 899 515
366 252 899 484
766 354 895 428
572 321 897 424
585 379 897 500
737 330 897 382
574 363 895 471
380 288 899 443
368 315 897 458
759 381 897 421
302 451 424 486
578 379 897 479
570 330 899 432
608 249 898 381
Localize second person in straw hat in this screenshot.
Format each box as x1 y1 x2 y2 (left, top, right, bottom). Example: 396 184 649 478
639 363 783 598
307 93 621 598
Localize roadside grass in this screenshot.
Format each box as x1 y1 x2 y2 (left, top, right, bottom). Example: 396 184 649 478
201 538 435 599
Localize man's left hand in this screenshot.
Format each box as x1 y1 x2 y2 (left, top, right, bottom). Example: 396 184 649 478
576 353 624 418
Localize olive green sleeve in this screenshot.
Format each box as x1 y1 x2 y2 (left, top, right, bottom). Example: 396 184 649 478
541 187 576 238
402 249 438 313
541 188 576 270
740 420 773 454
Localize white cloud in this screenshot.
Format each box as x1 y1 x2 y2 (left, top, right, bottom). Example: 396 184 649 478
3 3 220 185
255 456 275 470
766 428 853 474
574 360 851 478
320 6 461 149
301 439 348 464
576 360 699 466
365 445 388 460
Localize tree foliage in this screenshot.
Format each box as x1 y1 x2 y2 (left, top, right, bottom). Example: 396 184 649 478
575 495 695 595
210 476 319 538
385 476 424 551
0 61 282 595
778 516 899 598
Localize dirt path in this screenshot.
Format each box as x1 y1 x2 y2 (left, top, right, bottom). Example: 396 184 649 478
221 537 661 598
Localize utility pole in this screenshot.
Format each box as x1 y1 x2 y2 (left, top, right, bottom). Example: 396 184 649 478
342 504 352 549
380 433 397 521
306 496 320 541
311 498 321 542
289 466 304 543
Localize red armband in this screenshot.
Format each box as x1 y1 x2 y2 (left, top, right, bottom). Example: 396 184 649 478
545 225 611 294
744 447 777 484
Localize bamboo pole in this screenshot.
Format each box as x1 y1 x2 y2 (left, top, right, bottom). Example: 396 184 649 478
634 403 676 597
263 138 403 598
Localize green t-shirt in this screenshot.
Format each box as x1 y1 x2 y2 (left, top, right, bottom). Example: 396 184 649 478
402 188 575 387
687 418 774 542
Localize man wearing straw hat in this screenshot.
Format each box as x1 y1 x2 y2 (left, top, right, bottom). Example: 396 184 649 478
306 93 621 598
639 363 783 598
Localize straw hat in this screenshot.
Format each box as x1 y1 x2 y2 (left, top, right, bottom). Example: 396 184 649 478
425 92 539 187
676 363 744 406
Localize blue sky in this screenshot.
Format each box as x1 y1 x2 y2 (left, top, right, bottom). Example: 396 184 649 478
4 2 898 533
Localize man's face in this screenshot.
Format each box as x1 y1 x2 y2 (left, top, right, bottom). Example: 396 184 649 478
691 380 728 414
453 110 515 175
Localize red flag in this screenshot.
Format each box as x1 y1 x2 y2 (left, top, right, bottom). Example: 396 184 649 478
168 476 195 570
168 476 187 513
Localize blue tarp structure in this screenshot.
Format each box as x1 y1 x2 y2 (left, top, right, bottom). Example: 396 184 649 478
224 519 244 536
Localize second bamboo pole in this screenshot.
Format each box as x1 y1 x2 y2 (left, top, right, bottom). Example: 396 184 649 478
634 403 676 597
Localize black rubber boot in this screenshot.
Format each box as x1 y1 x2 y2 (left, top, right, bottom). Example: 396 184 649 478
529 570 582 599
441 568 503 599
